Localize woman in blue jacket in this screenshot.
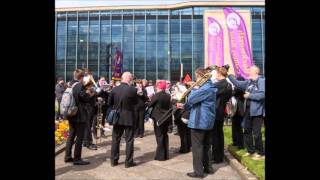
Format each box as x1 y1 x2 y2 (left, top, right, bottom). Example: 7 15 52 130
177 67 217 178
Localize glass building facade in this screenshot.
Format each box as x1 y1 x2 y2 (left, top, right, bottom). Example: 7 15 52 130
55 6 265 81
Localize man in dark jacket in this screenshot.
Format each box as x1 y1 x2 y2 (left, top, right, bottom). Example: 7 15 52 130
55 77 65 120
108 72 138 168
134 79 148 138
211 66 233 164
231 76 245 149
96 76 110 136
82 85 97 150
64 69 94 165
228 65 265 160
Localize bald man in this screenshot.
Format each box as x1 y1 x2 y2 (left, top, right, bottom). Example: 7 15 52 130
108 72 139 168
227 66 265 160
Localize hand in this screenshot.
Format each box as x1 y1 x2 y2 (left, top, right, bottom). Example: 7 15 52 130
176 103 184 109
244 92 250 99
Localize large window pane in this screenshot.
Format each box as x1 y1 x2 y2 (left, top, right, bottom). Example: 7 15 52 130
56 13 66 79
88 12 99 78
181 16 192 78
134 16 145 79
100 11 111 80
158 18 168 80
122 14 132 72
66 13 77 81
170 11 180 82
146 15 156 80
77 12 88 70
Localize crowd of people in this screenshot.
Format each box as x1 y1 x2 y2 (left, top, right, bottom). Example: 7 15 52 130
55 64 265 178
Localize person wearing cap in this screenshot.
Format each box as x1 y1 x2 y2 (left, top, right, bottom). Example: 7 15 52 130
148 80 171 161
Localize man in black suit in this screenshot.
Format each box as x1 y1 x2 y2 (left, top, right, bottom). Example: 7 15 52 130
134 79 148 138
211 66 233 164
64 69 95 165
108 72 138 168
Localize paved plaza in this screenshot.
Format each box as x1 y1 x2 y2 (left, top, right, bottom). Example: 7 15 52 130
55 123 241 180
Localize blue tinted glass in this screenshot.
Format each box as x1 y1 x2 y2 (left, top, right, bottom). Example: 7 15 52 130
100 18 111 78
157 18 168 80
56 18 66 79
66 19 77 80
88 15 99 77
146 18 157 80
77 19 88 70
134 16 145 80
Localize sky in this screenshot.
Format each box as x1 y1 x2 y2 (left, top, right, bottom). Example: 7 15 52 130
55 0 250 8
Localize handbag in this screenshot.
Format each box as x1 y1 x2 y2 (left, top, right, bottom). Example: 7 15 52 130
106 97 123 125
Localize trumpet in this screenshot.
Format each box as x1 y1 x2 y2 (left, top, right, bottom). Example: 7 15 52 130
83 75 102 93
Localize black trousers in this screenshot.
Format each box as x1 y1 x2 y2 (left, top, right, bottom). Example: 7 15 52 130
212 119 224 162
135 108 145 137
101 105 107 128
65 122 86 161
154 123 169 160
83 111 95 146
177 121 191 153
232 115 244 148
191 129 213 176
243 113 264 155
111 125 134 165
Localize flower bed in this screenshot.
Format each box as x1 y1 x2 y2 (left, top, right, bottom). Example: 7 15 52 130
55 120 69 146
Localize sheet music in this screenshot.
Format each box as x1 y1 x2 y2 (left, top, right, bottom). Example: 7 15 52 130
145 86 155 96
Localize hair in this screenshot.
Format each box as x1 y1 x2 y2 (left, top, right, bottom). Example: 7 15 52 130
57 77 64 82
217 66 228 77
135 79 142 84
121 72 133 83
73 69 85 80
251 65 260 74
195 67 207 78
99 76 105 80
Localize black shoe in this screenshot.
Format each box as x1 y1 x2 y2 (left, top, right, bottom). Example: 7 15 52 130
73 160 90 165
87 144 98 150
64 157 74 163
187 172 204 178
125 162 137 168
204 168 214 174
110 161 118 167
212 160 223 164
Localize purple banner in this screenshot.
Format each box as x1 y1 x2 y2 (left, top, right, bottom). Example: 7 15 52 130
223 8 253 79
207 17 224 67
112 48 123 81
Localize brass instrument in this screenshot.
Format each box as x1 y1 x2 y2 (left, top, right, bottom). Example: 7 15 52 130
177 72 212 102
84 75 102 94
96 97 104 146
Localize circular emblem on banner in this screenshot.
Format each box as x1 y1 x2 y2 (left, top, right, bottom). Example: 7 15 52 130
226 13 241 29
208 22 220 36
